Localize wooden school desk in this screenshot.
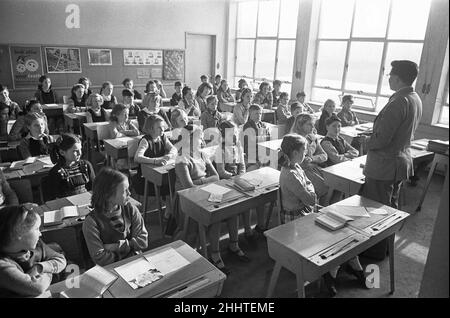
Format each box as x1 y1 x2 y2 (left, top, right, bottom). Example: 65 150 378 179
265 195 409 298
258 135 324 170
321 142 434 205
140 145 218 236
340 122 373 143
178 167 280 257
103 135 143 169
83 121 109 162
64 112 88 136
262 108 276 124
34 192 141 268
42 103 66 118
47 240 226 298
219 102 236 113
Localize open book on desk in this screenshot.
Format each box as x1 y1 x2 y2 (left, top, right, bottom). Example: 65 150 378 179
43 205 91 226
60 265 117 298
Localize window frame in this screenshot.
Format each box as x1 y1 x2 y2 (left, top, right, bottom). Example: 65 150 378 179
234 0 299 90
311 0 429 112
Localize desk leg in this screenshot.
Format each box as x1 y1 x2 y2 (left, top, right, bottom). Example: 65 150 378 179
388 234 395 295
416 157 438 211
198 224 208 258
154 183 164 237
295 265 305 298
324 188 334 206
86 138 91 164
143 180 148 215
267 261 281 298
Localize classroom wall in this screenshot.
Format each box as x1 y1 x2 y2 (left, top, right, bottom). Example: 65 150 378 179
0 0 229 105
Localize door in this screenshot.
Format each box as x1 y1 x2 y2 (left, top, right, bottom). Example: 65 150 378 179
185 33 215 89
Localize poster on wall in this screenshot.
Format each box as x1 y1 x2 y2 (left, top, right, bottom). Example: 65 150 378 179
136 68 150 79
88 49 112 65
163 50 184 80
45 47 81 73
9 46 43 88
123 49 163 66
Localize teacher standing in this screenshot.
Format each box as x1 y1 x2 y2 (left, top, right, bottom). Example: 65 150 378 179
363 60 422 208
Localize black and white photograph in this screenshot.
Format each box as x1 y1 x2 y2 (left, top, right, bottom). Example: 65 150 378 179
0 0 447 305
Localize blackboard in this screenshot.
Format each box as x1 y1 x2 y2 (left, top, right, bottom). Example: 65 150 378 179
0 44 181 90
0 45 13 87
42 46 164 89
163 50 185 81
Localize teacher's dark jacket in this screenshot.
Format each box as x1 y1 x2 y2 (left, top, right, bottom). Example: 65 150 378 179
363 86 422 181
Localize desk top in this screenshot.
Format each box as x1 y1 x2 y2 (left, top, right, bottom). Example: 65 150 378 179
104 135 144 149
321 155 367 185
2 156 54 181
48 240 226 298
340 122 373 138
83 121 110 130
265 195 408 265
178 167 280 224
42 103 66 109
34 192 141 232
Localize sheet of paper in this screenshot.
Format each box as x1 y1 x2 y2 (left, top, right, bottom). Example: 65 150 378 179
45 103 58 107
333 205 371 218
144 247 190 275
114 257 163 290
208 193 223 203
43 210 61 224
201 183 231 196
10 157 35 169
81 265 117 294
321 205 370 219
66 192 92 206
37 156 53 166
22 161 45 174
369 208 388 215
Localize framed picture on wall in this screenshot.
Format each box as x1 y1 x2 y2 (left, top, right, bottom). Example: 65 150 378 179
88 49 112 66
9 45 44 89
44 47 81 73
123 49 163 66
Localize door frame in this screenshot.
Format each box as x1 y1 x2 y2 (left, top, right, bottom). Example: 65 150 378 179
185 32 217 84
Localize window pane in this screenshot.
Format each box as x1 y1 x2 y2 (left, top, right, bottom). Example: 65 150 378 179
388 0 431 40
439 105 449 126
314 41 347 88
254 40 276 80
279 0 299 38
276 40 295 82
237 1 258 38
283 83 292 97
376 96 390 110
311 87 341 104
381 42 423 95
257 0 280 37
318 0 353 39
346 42 384 93
343 93 376 109
235 40 255 78
353 0 389 38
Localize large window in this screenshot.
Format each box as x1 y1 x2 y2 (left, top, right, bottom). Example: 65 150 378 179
311 0 431 111
438 72 449 126
235 0 299 94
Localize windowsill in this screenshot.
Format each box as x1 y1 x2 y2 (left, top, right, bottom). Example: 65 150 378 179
431 122 449 130
308 101 380 116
